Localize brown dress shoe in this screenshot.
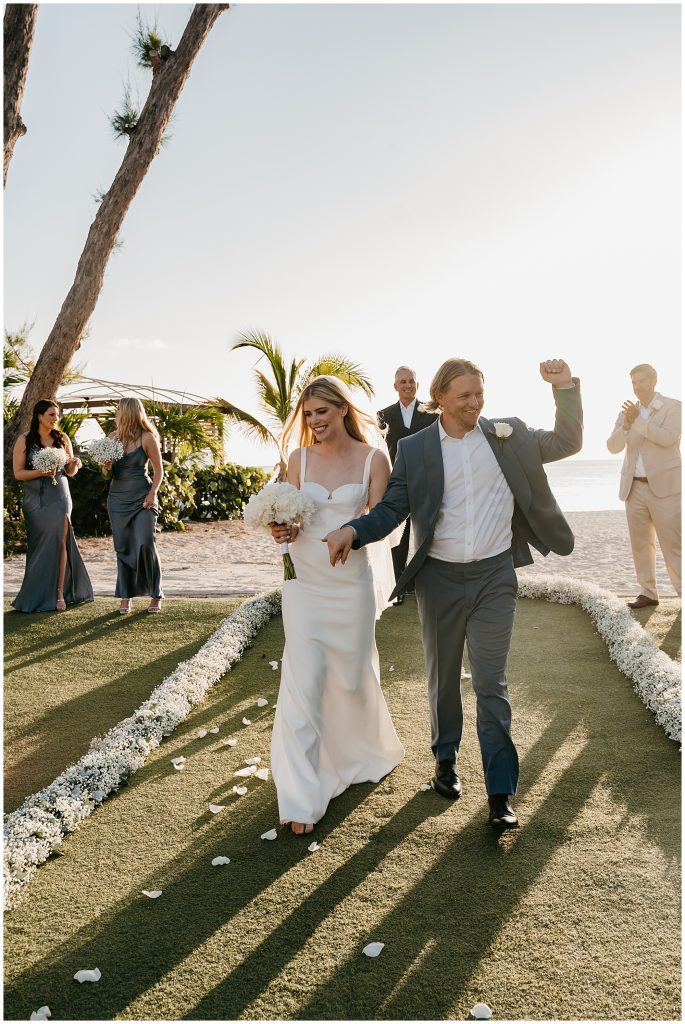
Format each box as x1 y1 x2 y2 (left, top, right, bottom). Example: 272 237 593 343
627 595 659 609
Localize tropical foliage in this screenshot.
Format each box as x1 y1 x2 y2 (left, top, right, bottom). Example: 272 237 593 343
211 330 375 470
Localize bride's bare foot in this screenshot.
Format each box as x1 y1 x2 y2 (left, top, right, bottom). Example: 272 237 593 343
290 822 314 835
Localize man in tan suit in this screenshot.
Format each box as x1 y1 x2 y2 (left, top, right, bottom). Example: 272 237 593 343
607 363 681 608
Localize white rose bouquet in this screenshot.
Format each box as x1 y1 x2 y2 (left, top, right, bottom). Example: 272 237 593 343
243 482 317 580
31 447 68 486
84 437 125 467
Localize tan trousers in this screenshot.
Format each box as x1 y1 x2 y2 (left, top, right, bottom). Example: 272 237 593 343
625 480 681 599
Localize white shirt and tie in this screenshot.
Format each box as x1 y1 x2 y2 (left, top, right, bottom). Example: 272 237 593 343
399 399 416 429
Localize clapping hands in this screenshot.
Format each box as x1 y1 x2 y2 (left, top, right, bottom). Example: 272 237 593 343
621 400 639 430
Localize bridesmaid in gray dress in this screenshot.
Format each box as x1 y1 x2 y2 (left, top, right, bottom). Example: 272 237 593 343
103 397 164 614
12 399 93 613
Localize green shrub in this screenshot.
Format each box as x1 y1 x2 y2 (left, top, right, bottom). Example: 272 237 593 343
156 461 197 531
3 478 26 557
192 463 269 520
69 461 112 537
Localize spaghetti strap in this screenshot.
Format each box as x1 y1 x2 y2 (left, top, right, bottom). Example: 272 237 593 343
361 447 375 491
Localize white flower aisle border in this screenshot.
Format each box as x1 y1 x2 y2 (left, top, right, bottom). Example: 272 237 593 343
3 590 282 907
517 574 681 745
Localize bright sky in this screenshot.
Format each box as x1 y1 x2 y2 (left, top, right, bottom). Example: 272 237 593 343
4 3 681 464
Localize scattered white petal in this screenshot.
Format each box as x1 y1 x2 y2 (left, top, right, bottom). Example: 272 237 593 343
256 697 269 706
141 890 162 899
170 756 185 766
389 665 395 672
272 704 277 709
74 968 101 983
308 841 320 852
212 856 231 866
209 726 220 734
461 669 472 680
234 765 257 777
173 762 185 771
363 942 385 958
242 718 252 726
30 1009 51 1021
222 738 237 747
268 661 278 669
261 828 278 840
209 804 225 814
232 786 248 796
197 729 208 738
245 756 261 765
254 767 270 781
471 1003 493 1020
420 783 431 791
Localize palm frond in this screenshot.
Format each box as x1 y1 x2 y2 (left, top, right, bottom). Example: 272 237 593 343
208 398 279 448
232 330 290 405
301 354 375 398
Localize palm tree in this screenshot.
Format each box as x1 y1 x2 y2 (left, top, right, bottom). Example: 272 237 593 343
98 400 225 465
211 330 375 474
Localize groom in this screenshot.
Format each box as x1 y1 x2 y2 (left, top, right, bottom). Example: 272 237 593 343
325 357 583 830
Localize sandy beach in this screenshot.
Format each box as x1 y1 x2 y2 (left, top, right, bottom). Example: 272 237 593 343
3 510 678 600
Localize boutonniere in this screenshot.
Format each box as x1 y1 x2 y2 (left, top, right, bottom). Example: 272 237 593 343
417 402 428 414
492 421 513 454
650 398 664 412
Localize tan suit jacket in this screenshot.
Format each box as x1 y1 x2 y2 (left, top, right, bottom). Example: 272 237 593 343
607 392 681 500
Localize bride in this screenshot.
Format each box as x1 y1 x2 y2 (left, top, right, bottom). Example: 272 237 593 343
269 375 405 835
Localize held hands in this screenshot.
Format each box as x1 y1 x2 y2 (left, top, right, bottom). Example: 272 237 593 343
621 400 639 430
323 526 355 567
539 359 573 387
269 523 299 544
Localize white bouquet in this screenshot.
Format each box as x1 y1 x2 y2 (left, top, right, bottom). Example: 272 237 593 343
84 437 125 467
31 447 68 486
243 481 317 580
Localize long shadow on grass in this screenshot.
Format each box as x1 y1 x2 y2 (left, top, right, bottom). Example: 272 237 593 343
661 610 682 661
4 634 232 812
3 609 131 667
284 710 679 1020
3 768 434 1021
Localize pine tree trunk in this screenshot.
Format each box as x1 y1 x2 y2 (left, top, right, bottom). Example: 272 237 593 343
4 4 39 188
5 3 229 462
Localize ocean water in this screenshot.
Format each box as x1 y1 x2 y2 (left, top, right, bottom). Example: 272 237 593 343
543 459 623 513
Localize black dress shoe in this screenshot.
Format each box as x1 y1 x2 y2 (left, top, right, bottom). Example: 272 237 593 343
431 760 462 799
393 594 404 606
627 594 659 609
488 794 519 830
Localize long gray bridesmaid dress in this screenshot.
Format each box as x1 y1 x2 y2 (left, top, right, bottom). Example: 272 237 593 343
107 445 163 598
12 445 94 613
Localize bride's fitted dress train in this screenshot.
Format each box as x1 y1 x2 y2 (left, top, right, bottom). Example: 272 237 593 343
271 447 405 825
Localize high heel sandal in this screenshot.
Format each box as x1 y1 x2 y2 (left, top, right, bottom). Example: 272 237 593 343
147 599 162 614
55 591 66 612
119 600 132 615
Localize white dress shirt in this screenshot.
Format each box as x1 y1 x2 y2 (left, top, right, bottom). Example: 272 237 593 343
400 399 416 429
428 420 514 563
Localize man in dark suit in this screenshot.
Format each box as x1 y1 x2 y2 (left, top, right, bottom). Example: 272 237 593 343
377 366 438 601
326 358 583 831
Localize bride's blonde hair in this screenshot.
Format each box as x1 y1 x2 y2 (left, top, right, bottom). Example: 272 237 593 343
281 376 383 452
115 397 159 449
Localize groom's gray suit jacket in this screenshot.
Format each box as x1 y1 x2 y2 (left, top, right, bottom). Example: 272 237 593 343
348 379 583 599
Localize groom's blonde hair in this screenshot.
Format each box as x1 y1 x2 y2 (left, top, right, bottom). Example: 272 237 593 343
282 375 382 451
425 358 484 413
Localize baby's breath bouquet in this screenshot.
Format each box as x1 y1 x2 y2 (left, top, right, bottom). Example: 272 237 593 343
85 437 125 466
243 482 317 580
31 447 68 485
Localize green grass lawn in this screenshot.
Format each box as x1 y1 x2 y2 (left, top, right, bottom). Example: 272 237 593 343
3 596 681 1021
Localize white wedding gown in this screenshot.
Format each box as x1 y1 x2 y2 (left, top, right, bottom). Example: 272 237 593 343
271 446 405 825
